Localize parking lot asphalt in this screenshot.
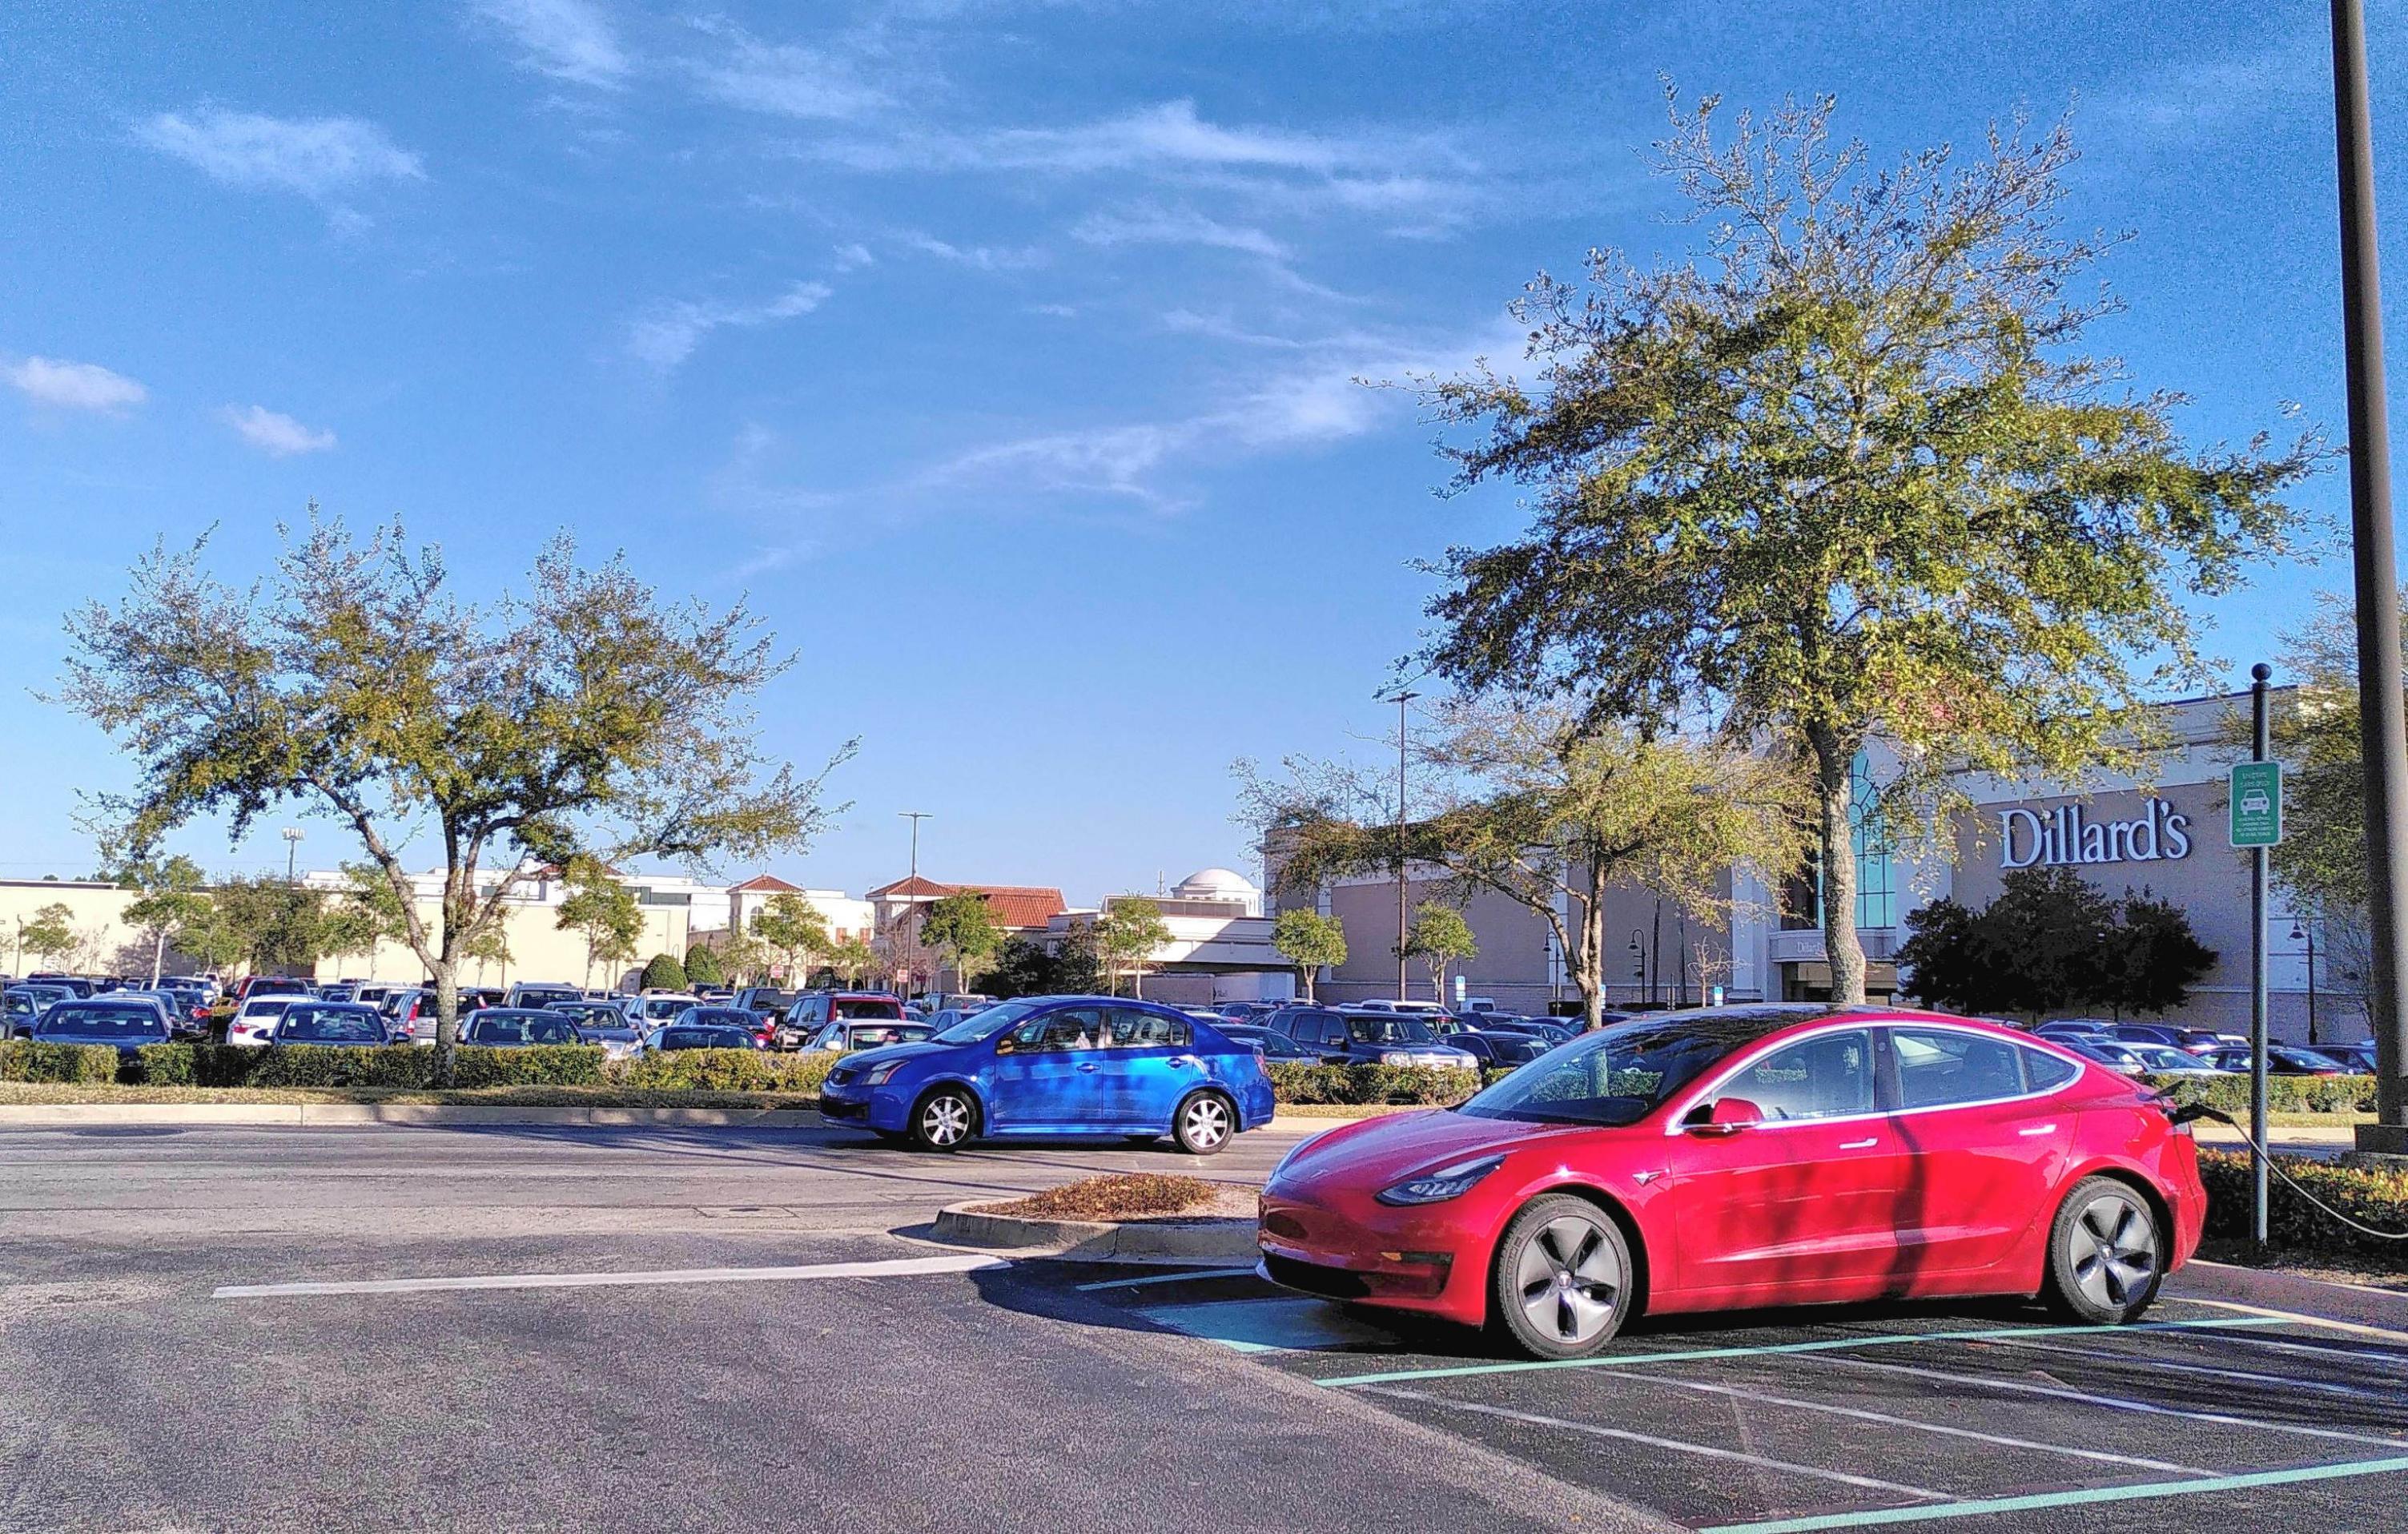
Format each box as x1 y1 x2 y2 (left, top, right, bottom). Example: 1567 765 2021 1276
9 1121 2408 1532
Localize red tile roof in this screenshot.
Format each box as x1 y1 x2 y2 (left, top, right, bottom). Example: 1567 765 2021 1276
729 874 803 893
866 877 1067 930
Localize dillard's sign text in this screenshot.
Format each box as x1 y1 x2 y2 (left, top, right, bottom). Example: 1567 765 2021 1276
1999 798 2192 871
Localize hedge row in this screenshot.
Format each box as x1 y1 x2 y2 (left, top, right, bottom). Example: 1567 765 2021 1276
1263 1061 1510 1106
104 1043 827 1093
615 1049 837 1093
0 1041 123 1084
2198 1147 2408 1260
2141 1072 2377 1116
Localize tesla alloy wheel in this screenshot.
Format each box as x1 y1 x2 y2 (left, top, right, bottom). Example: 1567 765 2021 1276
1172 1092 1235 1156
2044 1177 2165 1325
912 1089 978 1153
1491 1195 1631 1359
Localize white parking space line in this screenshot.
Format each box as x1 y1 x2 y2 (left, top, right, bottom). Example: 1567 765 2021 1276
1808 1353 2408 1450
1979 1334 2408 1407
1362 1387 1946 1502
1074 1266 1258 1292
1618 1371 2211 1476
2180 1297 2408 1346
2181 1329 2408 1371
212 1252 1004 1298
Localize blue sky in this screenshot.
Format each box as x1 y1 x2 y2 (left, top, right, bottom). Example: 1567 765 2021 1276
0 0 2394 902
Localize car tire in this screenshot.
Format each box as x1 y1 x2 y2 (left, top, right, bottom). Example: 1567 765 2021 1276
1489 1194 1633 1360
1171 1091 1236 1156
910 1087 979 1153
2042 1177 2165 1325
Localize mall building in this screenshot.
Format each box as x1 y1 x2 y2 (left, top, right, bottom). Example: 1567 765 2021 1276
1275 688 2345 1043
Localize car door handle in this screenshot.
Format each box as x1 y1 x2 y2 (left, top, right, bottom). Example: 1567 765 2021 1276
1079 1064 1099 1073
2017 1123 2058 1137
1838 1137 1879 1150
1168 1055 1196 1069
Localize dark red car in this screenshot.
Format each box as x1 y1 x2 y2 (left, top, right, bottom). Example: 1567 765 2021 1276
1258 1004 2205 1359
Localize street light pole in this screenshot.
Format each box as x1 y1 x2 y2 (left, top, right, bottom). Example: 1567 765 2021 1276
2333 0 2408 1154
899 811 930 887
1389 691 1420 1002
281 827 304 886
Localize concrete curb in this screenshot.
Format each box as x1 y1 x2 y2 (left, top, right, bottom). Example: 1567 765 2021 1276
0 1103 824 1129
930 1200 1259 1261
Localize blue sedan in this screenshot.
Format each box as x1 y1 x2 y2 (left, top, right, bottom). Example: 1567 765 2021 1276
31 1000 171 1057
818 995 1275 1154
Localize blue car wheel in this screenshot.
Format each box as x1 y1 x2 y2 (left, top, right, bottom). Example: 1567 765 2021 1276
912 1085 980 1152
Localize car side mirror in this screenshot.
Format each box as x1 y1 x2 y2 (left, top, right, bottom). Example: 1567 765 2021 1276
1685 1097 1763 1136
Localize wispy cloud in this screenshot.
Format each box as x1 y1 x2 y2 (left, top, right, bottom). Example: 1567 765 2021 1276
2096 33 2326 143
1073 206 1287 259
471 0 630 88
137 108 424 198
832 242 876 271
685 17 890 120
3 356 147 414
899 232 1046 270
219 404 336 456
627 280 834 372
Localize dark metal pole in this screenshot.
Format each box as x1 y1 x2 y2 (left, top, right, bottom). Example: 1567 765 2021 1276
1391 691 1418 1002
2334 0 2408 1153
2308 928 2321 1045
2251 666 2273 1250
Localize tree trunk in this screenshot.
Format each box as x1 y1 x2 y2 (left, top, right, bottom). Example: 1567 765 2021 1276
430 957 460 1084
150 932 164 987
1811 731 1868 1005
1575 872 1609 1031
1299 963 1313 1001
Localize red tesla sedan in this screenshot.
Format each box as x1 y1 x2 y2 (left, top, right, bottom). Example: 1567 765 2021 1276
1257 1004 2205 1359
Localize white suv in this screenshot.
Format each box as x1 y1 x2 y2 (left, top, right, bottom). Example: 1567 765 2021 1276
227 996 297 1047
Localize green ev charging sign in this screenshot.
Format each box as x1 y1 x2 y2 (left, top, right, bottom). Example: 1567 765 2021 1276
2229 760 2283 848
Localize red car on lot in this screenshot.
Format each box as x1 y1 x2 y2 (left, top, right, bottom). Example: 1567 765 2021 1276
1258 1004 2204 1359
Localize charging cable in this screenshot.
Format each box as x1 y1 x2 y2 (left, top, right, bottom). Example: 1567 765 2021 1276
2162 1100 2408 1242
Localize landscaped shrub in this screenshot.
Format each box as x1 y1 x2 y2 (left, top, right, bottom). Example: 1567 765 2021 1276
612 1049 834 1093
0 1041 123 1084
132 1043 197 1085
448 1045 606 1087
640 953 687 992
2141 1073 2376 1116
2199 1147 2408 1261
1263 1061 1500 1106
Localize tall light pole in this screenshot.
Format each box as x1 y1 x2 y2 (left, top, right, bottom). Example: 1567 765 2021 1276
281 827 304 886
2332 0 2408 1154
899 811 931 885
1387 691 1419 1001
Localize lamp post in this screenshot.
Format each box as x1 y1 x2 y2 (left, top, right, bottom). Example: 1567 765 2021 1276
280 827 304 885
2331 0 2408 1154
2293 920 2322 1046
1387 691 1420 1002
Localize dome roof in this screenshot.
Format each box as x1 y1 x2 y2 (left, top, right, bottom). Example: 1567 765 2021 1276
1174 867 1259 899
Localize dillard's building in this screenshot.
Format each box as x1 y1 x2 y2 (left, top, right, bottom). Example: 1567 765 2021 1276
1283 688 2341 1044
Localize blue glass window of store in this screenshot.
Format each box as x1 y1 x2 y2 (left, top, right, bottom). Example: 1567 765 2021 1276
1779 754 1897 932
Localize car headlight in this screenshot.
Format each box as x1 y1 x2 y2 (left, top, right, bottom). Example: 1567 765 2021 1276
1376 1154 1505 1206
862 1061 905 1087
1381 1051 1415 1065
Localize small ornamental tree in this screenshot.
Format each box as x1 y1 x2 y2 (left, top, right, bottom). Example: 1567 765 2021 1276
18 902 76 970
1094 897 1173 998
685 942 728 988
640 952 687 992
119 855 212 984
821 937 878 988
57 513 851 1077
2104 890 2218 1020
920 891 1005 997
462 924 512 985
751 892 830 981
555 860 643 989
1271 908 1348 1001
1402 901 1478 1003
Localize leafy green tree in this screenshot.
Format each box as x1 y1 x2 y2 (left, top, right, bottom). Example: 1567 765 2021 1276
750 892 830 983
920 891 1005 997
320 862 414 980
2104 890 2218 1021
555 860 643 989
463 923 513 984
1246 696 1805 1030
984 936 1057 999
1898 868 2215 1021
1094 897 1173 998
819 937 878 988
1414 90 2320 1006
1402 902 1478 1003
684 942 728 988
57 513 852 1072
1894 896 1989 1014
641 952 688 992
1271 909 1348 1001
1051 922 1102 996
119 855 212 984
210 875 330 975
17 902 77 971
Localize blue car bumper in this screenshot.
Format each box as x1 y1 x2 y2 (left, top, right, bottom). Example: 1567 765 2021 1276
819 1076 911 1131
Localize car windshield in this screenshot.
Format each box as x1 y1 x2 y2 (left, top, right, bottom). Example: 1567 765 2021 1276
640 997 693 1019
239 998 295 1017
2277 1047 2345 1069
278 1006 386 1042
845 1024 930 1049
471 1013 580 1045
1457 1015 1779 1127
683 1008 757 1029
1345 1016 1437 1044
745 990 798 1010
660 1027 752 1049
38 1005 166 1037
933 1000 1040 1044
